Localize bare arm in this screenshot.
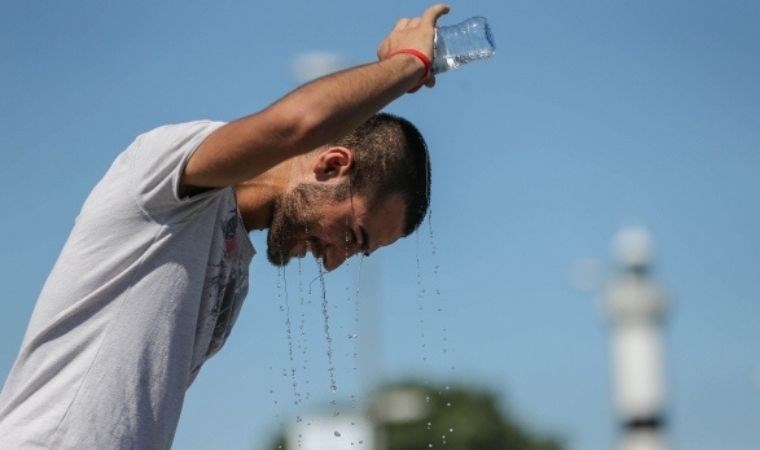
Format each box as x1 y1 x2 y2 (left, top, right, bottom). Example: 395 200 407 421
181 4 449 191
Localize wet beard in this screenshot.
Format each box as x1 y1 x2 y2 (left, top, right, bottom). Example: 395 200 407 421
265 181 347 267
266 182 323 266
266 195 303 266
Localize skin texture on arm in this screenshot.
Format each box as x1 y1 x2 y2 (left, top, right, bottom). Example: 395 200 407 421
181 4 449 192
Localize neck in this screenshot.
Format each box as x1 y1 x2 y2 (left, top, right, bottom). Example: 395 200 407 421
234 154 314 231
234 183 277 231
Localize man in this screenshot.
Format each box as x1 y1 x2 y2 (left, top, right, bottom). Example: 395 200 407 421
0 4 449 449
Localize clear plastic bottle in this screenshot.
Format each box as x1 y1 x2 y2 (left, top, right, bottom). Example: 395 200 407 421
432 16 495 75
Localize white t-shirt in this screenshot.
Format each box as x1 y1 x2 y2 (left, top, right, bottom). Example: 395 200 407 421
0 121 255 449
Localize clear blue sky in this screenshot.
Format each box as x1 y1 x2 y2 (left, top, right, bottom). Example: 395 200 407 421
1 1 759 449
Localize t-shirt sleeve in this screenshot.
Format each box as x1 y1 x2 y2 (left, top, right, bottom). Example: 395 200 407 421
127 120 227 221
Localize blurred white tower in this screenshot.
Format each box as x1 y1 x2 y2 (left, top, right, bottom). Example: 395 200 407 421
604 226 668 450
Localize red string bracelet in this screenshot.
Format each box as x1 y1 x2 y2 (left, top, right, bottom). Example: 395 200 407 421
388 48 432 93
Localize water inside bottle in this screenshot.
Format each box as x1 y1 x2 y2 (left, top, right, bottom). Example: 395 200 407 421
433 16 495 74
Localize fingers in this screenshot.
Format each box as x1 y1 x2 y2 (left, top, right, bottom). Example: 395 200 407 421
393 18 411 31
394 17 422 31
379 4 451 64
396 4 449 31
421 3 450 27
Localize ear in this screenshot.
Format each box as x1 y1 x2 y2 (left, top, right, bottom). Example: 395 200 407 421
313 146 354 182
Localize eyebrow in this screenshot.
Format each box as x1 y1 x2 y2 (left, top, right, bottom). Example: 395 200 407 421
359 225 371 256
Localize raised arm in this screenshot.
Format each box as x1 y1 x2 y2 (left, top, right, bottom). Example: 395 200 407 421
181 4 449 192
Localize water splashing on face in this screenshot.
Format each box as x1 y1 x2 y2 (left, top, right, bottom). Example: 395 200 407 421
278 262 302 406
317 258 338 394
350 255 365 411
296 257 311 401
422 162 458 427
416 233 429 364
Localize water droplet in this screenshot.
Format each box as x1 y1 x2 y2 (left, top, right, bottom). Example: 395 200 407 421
446 402 451 407
449 428 454 432
334 431 342 437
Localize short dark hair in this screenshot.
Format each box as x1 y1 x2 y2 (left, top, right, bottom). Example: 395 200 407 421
333 112 430 236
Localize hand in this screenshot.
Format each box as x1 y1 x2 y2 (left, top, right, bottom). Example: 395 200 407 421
377 4 450 88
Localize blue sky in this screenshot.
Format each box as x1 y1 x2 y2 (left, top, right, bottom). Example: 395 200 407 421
1 1 759 449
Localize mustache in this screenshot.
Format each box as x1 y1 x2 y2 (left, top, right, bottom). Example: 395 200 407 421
267 228 324 267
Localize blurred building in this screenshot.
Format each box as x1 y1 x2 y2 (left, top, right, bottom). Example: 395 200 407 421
604 226 669 450
287 414 375 450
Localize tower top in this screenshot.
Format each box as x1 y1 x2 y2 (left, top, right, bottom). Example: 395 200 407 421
613 225 654 271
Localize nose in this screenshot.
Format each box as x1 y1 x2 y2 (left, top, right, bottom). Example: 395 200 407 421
323 245 359 271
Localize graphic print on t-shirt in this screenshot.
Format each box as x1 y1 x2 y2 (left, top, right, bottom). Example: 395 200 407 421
205 208 249 359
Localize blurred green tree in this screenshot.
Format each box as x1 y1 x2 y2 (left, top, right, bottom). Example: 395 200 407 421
380 382 562 450
268 381 564 450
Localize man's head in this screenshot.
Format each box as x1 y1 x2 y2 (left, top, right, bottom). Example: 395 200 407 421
267 112 430 270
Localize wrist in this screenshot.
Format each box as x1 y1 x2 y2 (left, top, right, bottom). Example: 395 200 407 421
387 49 432 93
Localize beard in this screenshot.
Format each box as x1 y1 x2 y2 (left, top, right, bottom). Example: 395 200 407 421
266 181 348 266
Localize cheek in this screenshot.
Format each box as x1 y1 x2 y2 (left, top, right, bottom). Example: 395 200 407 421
286 205 318 235
273 213 310 247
